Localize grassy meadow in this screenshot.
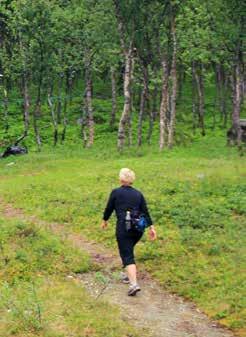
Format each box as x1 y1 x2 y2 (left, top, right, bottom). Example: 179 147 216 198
0 212 147 337
0 132 245 336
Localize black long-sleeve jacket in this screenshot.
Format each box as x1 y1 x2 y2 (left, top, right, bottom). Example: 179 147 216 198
103 185 152 234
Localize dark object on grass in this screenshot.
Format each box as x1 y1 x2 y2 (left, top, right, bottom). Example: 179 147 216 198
1 132 28 158
1 145 28 158
227 120 246 146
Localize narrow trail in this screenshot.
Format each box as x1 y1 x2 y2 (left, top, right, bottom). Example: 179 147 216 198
0 199 235 337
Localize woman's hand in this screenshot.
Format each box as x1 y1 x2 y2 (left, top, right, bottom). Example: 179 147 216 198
101 220 108 229
148 226 157 241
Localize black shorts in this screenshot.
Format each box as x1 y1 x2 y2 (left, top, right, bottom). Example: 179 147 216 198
116 231 143 267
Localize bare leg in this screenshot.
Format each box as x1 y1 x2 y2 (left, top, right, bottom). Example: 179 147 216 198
126 264 137 285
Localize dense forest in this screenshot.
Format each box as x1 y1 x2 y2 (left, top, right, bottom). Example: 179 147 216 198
0 0 245 152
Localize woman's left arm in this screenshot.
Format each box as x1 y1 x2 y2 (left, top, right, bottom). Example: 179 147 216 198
140 194 153 225
140 194 157 240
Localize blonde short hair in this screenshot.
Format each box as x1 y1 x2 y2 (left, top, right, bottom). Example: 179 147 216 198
119 168 135 185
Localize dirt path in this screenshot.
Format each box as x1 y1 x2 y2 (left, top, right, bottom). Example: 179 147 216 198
0 199 235 337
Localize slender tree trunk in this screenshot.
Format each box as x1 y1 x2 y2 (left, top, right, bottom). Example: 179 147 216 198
228 73 234 124
152 80 159 122
159 55 169 150
81 106 88 148
232 56 242 147
147 111 154 145
137 64 148 147
113 0 134 151
214 63 220 128
137 87 145 146
47 86 58 146
128 109 133 147
79 87 88 148
21 72 30 137
33 45 44 151
3 85 9 133
110 66 117 128
118 48 133 150
220 66 225 124
61 100 67 144
61 71 71 144
82 123 87 147
168 14 177 149
33 76 42 151
192 61 197 133
194 62 205 136
18 35 29 141
33 99 42 151
216 64 223 123
57 74 63 124
177 64 185 102
222 70 228 128
146 99 154 145
242 59 246 100
147 102 155 145
215 64 227 128
147 67 159 144
127 55 135 147
85 54 94 147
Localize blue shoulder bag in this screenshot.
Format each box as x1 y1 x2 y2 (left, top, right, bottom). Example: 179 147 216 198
126 210 148 232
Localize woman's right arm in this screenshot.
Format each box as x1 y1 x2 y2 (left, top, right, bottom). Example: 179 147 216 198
101 190 116 229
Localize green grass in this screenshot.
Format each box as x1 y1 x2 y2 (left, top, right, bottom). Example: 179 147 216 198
0 215 91 283
0 275 144 337
0 215 147 337
0 133 245 335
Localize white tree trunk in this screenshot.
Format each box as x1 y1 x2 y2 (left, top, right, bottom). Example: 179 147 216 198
137 64 148 147
118 48 133 150
110 66 117 128
168 15 177 149
159 55 169 150
85 54 94 147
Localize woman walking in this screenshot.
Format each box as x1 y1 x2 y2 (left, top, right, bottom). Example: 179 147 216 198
101 168 157 296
